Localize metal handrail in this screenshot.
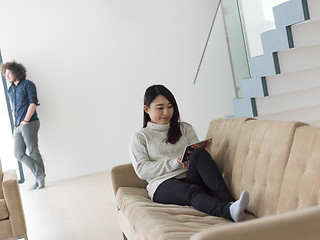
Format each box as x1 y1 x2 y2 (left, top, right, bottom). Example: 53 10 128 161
194 0 222 84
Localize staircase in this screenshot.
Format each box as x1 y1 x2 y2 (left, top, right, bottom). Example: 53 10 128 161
233 0 320 126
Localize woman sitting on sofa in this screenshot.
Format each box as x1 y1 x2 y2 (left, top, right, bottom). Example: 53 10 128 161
129 84 249 222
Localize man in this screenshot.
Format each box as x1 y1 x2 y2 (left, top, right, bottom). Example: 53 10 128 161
1 61 45 189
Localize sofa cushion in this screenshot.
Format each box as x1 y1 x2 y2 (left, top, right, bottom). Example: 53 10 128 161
206 118 253 190
116 187 253 240
0 219 13 239
0 199 9 220
277 126 320 214
231 120 306 218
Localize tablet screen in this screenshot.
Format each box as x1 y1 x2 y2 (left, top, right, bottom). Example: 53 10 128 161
181 138 212 162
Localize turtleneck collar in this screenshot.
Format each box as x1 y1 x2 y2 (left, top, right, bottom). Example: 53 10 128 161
146 121 170 132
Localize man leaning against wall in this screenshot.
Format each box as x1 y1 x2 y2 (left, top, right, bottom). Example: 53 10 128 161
1 61 46 190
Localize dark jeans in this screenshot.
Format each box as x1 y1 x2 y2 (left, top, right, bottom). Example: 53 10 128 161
153 148 234 221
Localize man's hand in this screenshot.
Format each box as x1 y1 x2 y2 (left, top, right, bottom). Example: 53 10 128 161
20 120 30 126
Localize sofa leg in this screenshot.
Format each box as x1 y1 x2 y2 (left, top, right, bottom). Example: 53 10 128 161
122 232 128 240
9 235 28 240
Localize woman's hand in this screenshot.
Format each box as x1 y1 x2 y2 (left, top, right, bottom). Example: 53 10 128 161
205 139 212 151
193 139 212 152
177 155 189 170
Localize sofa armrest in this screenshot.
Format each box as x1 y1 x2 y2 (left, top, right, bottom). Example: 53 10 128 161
2 170 27 237
191 206 320 240
110 163 147 196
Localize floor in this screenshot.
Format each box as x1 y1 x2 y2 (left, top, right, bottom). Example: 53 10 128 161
19 170 123 240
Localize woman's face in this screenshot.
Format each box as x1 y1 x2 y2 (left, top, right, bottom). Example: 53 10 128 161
144 95 174 125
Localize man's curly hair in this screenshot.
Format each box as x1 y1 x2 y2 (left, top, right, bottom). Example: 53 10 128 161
0 61 27 80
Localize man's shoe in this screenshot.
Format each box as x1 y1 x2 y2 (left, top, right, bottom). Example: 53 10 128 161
28 182 39 190
37 174 46 189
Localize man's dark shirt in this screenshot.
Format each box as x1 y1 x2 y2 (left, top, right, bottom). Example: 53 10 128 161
8 79 39 127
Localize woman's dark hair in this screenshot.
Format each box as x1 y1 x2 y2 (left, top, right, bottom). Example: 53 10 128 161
143 84 182 144
0 61 27 80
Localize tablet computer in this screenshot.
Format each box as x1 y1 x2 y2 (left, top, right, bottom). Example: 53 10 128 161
181 138 212 162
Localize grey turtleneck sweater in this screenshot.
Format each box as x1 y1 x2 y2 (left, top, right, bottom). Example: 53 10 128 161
129 121 199 199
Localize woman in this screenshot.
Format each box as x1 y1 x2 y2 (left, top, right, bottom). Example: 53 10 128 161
129 84 249 222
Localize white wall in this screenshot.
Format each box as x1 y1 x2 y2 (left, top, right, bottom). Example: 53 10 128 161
0 0 235 181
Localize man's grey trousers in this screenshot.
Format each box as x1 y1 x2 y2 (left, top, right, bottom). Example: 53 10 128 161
14 120 45 179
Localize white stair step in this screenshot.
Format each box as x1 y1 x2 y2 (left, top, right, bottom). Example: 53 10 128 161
292 19 320 48
278 44 320 74
266 66 320 95
257 104 320 124
308 0 320 21
256 87 320 115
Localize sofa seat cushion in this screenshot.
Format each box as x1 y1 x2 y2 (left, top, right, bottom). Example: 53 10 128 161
0 199 9 220
116 187 255 240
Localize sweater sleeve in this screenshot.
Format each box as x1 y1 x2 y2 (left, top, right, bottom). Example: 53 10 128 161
129 132 182 181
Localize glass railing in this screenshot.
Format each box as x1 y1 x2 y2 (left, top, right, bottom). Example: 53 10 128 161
239 0 289 58
222 0 289 97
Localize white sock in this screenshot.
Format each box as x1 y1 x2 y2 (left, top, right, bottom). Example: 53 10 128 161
229 190 249 222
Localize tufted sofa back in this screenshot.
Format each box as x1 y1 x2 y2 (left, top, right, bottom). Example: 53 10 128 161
206 117 253 190
231 119 307 217
206 118 320 219
277 126 320 214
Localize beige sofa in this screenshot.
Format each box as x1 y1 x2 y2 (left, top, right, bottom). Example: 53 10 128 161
0 160 28 240
111 118 320 240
